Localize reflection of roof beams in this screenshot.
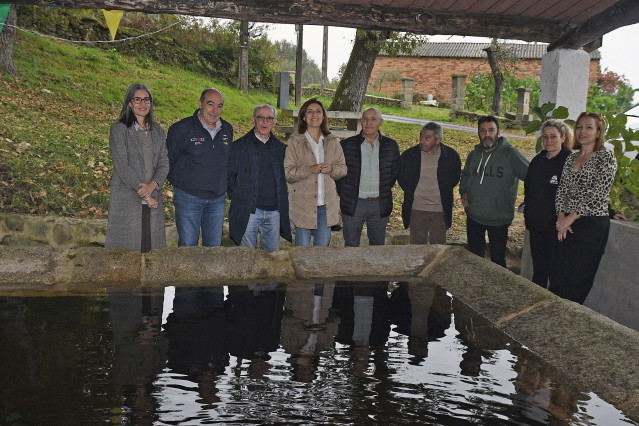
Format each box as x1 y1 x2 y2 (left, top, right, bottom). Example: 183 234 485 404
8 0 638 50
548 0 639 52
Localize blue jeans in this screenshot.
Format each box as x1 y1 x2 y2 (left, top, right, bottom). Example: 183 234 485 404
295 205 331 246
241 208 281 253
174 188 226 247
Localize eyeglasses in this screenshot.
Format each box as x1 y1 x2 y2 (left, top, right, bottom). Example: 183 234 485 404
255 116 275 123
132 97 151 105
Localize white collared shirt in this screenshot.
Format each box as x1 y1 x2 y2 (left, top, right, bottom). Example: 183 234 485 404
305 131 325 206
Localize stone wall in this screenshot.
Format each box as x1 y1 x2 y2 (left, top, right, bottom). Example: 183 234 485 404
369 56 601 104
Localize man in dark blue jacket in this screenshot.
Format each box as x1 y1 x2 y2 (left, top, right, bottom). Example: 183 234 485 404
167 88 233 247
398 122 461 244
337 108 400 247
227 104 291 252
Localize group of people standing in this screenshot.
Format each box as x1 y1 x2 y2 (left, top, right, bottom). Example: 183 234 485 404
104 83 619 305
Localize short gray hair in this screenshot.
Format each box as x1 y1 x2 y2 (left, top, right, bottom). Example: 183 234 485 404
421 122 443 140
253 104 277 119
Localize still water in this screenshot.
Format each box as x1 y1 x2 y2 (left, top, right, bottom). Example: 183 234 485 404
0 281 634 425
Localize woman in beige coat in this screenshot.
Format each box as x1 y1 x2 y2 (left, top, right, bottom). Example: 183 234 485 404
284 98 347 246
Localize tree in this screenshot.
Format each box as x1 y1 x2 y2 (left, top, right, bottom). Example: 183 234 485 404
483 39 517 116
587 68 638 114
329 30 425 112
0 5 18 76
273 40 321 87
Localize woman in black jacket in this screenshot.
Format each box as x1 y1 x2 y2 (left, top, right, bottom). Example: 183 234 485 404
523 119 573 287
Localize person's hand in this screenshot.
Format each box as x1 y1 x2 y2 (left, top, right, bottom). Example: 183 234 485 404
147 196 159 209
137 182 157 199
318 163 333 174
309 164 322 174
461 193 469 207
557 226 573 241
613 213 629 221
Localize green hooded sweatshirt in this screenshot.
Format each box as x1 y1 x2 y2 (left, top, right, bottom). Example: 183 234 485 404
459 136 529 226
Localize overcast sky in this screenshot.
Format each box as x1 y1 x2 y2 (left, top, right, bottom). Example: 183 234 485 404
265 22 639 103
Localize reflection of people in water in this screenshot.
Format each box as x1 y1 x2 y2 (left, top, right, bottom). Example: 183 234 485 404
108 289 167 425
332 281 391 377
224 282 285 378
280 282 340 382
163 286 228 407
389 282 448 365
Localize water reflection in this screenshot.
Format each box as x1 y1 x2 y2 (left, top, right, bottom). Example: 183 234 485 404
0 283 635 425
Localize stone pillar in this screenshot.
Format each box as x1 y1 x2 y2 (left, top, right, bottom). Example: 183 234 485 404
539 48 590 120
401 77 413 110
450 74 467 115
515 87 532 125
273 72 290 110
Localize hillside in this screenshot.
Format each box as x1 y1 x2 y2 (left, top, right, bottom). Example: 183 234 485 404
0 31 532 240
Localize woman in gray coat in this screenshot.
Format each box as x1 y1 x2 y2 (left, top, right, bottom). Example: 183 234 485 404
105 83 169 252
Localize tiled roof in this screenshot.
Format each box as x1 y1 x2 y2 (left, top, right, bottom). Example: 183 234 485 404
382 42 600 60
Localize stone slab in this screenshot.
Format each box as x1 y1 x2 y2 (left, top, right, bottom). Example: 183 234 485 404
143 247 295 285
289 245 448 279
0 246 56 285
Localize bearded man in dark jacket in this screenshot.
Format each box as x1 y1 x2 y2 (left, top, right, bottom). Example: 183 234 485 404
336 108 400 247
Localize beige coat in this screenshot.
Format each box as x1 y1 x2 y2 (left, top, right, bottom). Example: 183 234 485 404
284 132 347 229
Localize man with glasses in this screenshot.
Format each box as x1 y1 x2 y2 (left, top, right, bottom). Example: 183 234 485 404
166 88 233 247
227 104 292 252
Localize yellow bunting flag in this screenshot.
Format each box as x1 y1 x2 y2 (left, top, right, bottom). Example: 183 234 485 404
102 10 123 41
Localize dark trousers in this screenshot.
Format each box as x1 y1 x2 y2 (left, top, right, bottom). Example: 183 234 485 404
141 205 152 253
342 199 389 247
466 217 509 268
529 228 556 288
549 216 609 304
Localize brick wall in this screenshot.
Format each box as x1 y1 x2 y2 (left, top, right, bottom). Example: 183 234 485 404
369 56 601 104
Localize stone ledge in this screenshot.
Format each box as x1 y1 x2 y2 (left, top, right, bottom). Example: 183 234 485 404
421 246 639 421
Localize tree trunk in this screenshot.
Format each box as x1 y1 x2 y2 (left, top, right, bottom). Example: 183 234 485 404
484 46 503 116
0 5 18 76
329 29 386 112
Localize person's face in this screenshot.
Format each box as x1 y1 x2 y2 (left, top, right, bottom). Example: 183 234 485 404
252 106 277 139
129 89 151 122
478 121 499 150
419 129 441 153
542 126 564 157
575 116 599 148
198 90 224 129
361 109 383 139
304 103 324 130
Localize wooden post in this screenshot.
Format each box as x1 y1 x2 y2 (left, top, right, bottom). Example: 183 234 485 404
239 20 249 93
295 24 303 107
321 26 328 90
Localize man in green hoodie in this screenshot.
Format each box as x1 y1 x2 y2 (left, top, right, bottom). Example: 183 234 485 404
459 115 529 267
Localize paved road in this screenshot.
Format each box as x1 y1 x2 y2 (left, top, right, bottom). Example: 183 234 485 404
381 114 531 141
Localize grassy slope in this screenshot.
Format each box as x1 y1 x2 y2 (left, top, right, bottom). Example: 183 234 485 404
0 32 535 241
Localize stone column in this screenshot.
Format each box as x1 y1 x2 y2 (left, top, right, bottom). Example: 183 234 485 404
450 74 467 115
274 72 290 110
515 87 532 125
539 48 590 120
401 77 413 110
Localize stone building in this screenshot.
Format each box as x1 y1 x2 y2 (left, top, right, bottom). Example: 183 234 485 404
369 42 601 105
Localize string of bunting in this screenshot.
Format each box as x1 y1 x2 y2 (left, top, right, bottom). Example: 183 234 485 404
1 14 186 43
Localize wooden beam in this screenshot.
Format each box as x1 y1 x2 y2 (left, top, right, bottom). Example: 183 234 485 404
548 0 639 51
9 0 575 43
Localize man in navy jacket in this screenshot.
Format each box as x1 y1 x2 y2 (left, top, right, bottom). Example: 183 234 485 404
227 104 291 252
167 88 233 247
398 122 461 244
